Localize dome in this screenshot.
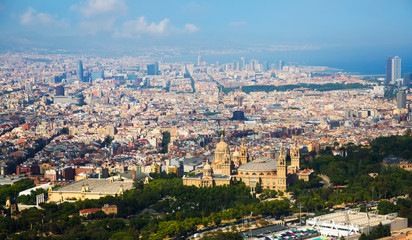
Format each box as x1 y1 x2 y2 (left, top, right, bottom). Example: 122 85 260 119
216 141 229 152
238 156 277 172
233 150 240 157
215 135 229 152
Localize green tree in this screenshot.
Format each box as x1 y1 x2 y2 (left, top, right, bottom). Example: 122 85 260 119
160 131 171 153
110 231 134 240
378 201 398 215
255 182 262 194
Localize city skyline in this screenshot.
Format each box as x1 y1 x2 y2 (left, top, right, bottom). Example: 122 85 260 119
0 1 412 74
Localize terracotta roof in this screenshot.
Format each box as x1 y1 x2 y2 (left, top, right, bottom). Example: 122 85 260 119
79 208 101 214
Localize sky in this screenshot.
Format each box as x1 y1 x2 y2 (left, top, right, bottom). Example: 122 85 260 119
0 0 412 73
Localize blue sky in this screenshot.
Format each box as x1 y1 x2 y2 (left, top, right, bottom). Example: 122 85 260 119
0 0 412 73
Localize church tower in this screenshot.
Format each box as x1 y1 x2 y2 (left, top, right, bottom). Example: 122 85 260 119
221 149 233 176
276 145 287 191
290 139 300 170
238 138 249 165
203 161 212 177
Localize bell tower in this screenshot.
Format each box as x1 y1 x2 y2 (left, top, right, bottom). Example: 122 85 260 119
276 145 287 191
238 138 249 165
290 139 300 170
221 149 233 176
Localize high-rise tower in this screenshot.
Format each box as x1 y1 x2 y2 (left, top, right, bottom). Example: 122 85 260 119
279 60 284 70
240 57 245 71
77 60 84 82
197 49 202 66
392 56 401 83
404 73 412 88
386 56 393 84
147 62 159 75
397 89 406 109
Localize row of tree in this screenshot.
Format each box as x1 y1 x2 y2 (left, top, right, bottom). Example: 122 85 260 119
0 177 290 239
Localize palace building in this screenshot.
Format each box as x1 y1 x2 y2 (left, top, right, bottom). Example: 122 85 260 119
182 136 313 191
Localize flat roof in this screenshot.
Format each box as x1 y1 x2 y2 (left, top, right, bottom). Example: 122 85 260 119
307 208 396 229
52 178 133 195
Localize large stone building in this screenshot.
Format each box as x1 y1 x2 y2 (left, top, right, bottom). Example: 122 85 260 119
183 136 313 191
48 176 133 202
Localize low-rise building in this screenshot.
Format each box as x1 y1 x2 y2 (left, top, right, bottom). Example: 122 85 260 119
48 177 133 202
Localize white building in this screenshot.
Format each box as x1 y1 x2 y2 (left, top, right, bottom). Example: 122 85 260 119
307 208 407 238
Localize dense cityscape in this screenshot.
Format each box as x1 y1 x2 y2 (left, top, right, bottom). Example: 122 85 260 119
1 1 412 240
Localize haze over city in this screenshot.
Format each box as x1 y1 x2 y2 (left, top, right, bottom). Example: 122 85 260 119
1 0 412 73
0 1 412 240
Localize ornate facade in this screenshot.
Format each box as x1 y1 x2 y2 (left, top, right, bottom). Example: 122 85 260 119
182 136 313 191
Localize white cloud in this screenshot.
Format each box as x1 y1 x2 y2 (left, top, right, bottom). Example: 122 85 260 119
184 23 199 33
116 16 170 38
116 16 199 38
131 16 170 35
229 21 247 26
20 8 68 27
72 0 127 18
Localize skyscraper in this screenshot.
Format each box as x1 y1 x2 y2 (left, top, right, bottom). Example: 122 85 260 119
397 89 406 109
279 60 284 70
240 57 245 71
392 56 401 83
77 60 84 82
197 50 202 66
147 62 159 75
385 56 393 84
404 73 412 88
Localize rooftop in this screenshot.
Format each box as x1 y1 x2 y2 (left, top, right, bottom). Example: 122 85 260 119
307 208 397 229
238 156 277 172
52 178 133 195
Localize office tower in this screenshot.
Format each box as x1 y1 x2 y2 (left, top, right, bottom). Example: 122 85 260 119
77 60 83 82
250 59 258 71
263 61 270 71
147 62 159 75
386 56 393 84
240 57 245 71
233 61 240 71
279 60 284 70
392 56 401 83
397 89 406 109
55 85 65 96
197 50 202 66
404 73 412 88
183 65 193 78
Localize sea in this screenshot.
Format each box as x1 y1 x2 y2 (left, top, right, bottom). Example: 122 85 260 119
163 46 412 76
